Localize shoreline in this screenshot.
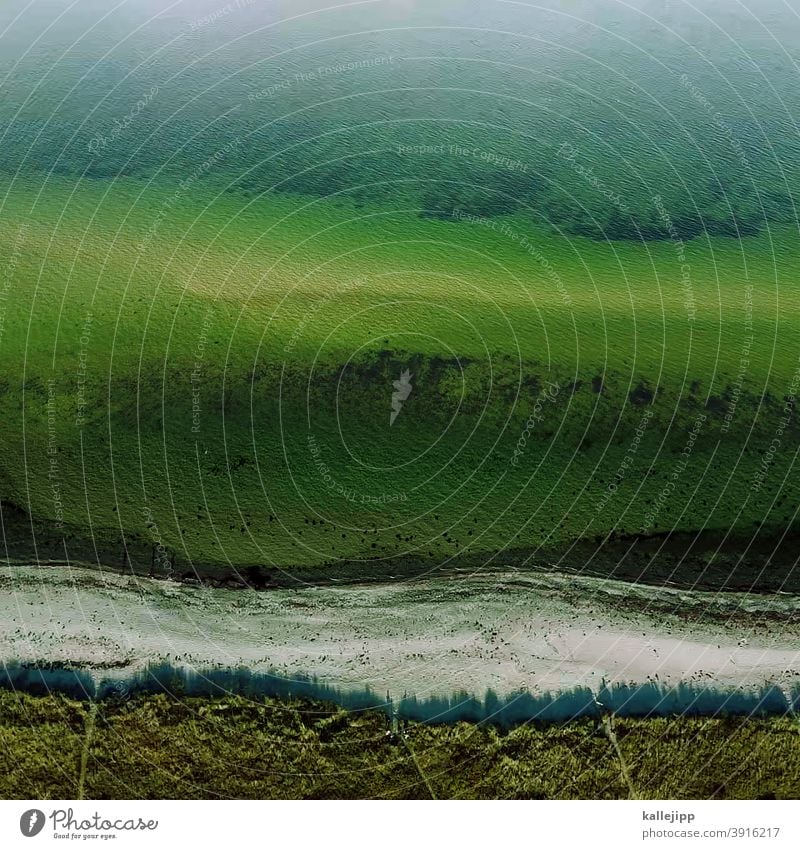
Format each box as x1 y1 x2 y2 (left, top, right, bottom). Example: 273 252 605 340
5 492 798 594
2 565 798 712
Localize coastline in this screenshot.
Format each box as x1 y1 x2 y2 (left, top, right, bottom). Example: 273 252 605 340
2 565 798 711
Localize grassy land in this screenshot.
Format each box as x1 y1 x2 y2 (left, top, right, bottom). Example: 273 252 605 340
0 691 798 799
1 174 799 584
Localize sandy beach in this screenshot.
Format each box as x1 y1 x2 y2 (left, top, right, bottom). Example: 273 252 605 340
1 565 798 700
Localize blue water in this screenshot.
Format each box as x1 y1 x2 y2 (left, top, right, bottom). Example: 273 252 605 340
2 661 796 726
1 0 798 241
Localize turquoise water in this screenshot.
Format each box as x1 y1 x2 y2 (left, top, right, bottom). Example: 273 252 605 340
1 0 798 241
2 660 796 724
1 0 799 575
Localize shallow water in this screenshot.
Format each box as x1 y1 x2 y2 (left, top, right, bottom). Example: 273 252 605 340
1 0 798 239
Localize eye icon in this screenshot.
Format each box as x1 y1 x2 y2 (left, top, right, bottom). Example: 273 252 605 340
20 810 45 837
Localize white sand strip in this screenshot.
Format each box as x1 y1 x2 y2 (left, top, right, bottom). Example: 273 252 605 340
1 565 798 699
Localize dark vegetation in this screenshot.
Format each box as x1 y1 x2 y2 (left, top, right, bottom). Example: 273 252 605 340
1 690 798 799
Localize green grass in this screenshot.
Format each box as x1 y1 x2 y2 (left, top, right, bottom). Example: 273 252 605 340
1 174 799 580
0 691 798 799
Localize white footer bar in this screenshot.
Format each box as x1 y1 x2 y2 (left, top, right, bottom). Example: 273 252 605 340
1 800 797 848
